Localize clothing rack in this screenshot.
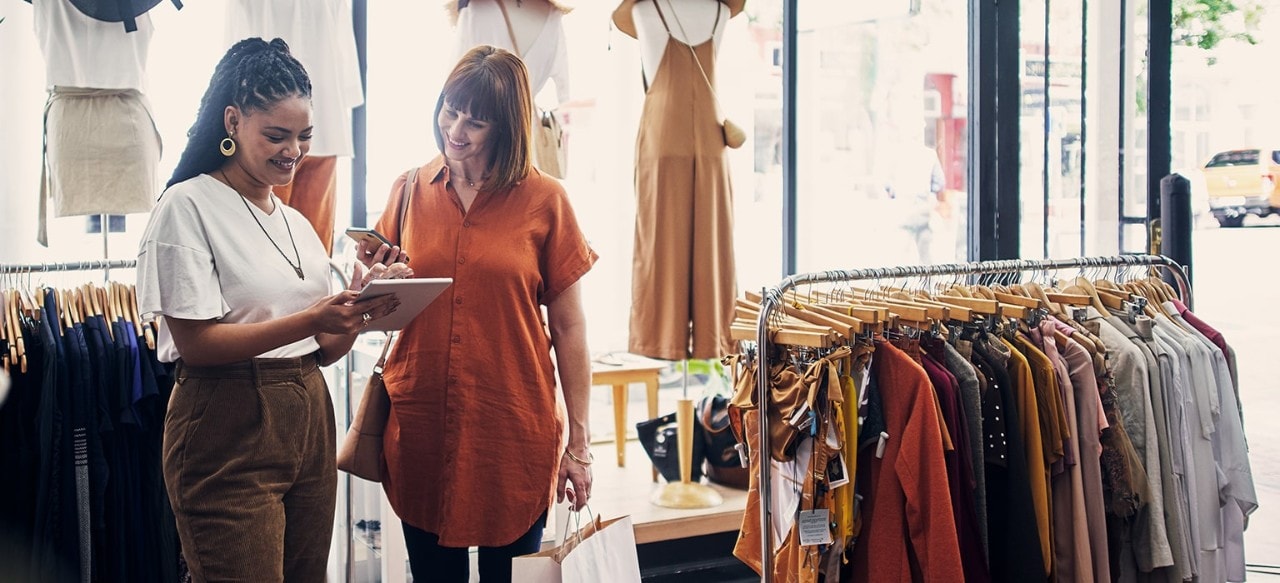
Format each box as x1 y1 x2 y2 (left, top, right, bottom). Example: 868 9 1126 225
750 253 1192 582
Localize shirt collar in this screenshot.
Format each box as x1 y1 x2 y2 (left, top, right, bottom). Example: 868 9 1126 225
424 156 449 184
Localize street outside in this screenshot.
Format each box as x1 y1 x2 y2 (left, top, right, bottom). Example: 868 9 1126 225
1192 216 1280 577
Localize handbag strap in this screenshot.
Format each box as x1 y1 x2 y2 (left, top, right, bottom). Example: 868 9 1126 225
372 332 396 374
397 167 419 246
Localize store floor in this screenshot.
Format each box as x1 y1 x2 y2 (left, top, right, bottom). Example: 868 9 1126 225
583 365 754 580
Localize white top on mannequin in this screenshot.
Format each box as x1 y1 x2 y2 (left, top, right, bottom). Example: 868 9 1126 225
633 0 726 88
226 0 364 157
34 0 153 90
454 0 571 105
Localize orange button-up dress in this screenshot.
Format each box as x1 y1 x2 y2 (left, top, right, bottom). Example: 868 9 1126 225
375 157 597 547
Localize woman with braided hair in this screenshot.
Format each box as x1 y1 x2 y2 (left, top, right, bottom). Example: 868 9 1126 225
136 38 407 581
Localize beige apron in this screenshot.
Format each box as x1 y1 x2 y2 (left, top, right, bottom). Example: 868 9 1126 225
627 3 736 361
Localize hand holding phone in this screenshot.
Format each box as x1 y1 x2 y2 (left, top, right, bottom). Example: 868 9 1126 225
345 227 392 249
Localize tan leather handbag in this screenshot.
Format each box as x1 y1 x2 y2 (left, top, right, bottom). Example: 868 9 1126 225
336 167 418 482
337 337 394 481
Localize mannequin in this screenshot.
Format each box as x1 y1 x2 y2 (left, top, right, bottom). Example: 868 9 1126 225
614 0 744 362
33 0 162 246
630 0 726 88
451 0 572 177
226 0 364 254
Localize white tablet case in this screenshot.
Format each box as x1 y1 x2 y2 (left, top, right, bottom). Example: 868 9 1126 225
354 278 453 332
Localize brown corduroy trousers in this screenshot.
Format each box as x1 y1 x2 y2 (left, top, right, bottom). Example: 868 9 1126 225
164 354 336 583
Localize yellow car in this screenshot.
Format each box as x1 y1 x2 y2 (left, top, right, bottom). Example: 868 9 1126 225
1201 148 1280 227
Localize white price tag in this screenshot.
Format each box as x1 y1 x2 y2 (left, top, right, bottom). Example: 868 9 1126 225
798 509 833 547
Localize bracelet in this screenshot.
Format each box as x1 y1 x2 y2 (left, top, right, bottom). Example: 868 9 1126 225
564 449 594 466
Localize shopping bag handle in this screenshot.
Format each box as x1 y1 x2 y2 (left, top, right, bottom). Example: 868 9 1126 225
553 504 597 562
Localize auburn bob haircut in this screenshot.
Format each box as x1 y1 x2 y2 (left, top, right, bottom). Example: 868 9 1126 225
433 45 534 193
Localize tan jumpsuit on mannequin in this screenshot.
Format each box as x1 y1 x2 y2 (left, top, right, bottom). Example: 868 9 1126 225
628 1 736 361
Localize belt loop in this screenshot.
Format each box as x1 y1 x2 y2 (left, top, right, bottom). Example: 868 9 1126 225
250 358 262 388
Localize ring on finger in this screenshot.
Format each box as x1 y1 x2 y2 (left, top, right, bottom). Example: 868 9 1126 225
361 312 371 326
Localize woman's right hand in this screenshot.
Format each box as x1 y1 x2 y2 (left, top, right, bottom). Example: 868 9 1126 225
308 289 400 335
356 238 409 270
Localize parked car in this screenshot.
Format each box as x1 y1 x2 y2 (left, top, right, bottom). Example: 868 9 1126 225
1200 148 1280 227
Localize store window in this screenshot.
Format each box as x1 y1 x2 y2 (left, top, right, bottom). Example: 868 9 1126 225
1019 0 1086 260
793 0 969 273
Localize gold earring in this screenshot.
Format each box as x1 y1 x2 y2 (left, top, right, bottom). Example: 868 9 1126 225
220 135 236 157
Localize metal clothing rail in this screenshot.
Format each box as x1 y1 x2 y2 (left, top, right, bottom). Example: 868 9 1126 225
751 254 1191 582
0 259 138 276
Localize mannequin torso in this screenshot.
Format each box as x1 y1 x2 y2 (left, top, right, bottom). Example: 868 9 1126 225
633 0 726 88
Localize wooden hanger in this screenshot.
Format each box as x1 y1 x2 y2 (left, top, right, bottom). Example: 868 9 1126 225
1020 281 1065 318
732 293 838 348
935 294 999 315
993 290 1043 310
1 292 10 374
812 293 889 323
729 322 833 348
5 290 27 374
1045 291 1093 306
129 286 156 350
2 290 17 370
1124 280 1174 319
1060 276 1109 312
911 291 973 322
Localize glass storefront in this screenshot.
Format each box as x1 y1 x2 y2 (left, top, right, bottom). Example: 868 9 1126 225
795 0 969 272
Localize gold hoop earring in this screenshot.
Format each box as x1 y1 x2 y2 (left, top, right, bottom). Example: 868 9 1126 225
220 136 236 157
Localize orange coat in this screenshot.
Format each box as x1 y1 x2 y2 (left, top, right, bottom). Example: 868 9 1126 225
376 157 597 546
849 340 964 582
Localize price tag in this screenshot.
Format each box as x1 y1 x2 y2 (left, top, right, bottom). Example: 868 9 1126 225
798 509 833 546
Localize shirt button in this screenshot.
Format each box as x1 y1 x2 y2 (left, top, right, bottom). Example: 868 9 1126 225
455 297 463 304
452 335 461 344
458 257 466 264
449 375 458 384
463 221 472 228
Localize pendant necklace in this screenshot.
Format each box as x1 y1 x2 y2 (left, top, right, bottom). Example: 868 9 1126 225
221 170 306 280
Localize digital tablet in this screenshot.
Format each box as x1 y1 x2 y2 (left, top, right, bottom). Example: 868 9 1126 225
354 278 453 332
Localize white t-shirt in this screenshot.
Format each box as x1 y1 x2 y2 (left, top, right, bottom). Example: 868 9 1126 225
34 0 152 90
226 0 364 157
454 0 571 105
137 174 332 363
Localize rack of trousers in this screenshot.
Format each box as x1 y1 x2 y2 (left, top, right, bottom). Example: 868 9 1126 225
730 254 1257 583
0 258 187 583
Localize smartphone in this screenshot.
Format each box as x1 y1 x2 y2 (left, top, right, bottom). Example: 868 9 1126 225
345 227 393 249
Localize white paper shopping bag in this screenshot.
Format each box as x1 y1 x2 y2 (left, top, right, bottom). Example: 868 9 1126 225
512 512 642 583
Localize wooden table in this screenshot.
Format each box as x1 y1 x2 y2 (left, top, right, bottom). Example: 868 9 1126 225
591 359 664 467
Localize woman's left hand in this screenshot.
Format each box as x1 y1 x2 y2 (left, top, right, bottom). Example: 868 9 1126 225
557 447 593 512
348 261 415 293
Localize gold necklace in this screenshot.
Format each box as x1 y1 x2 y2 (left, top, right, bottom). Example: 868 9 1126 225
220 170 306 280
453 163 489 188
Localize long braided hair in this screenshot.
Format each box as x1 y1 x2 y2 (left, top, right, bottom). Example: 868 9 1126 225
167 37 312 188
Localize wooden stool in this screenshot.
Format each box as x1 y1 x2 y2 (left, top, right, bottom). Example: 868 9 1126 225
590 360 663 468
